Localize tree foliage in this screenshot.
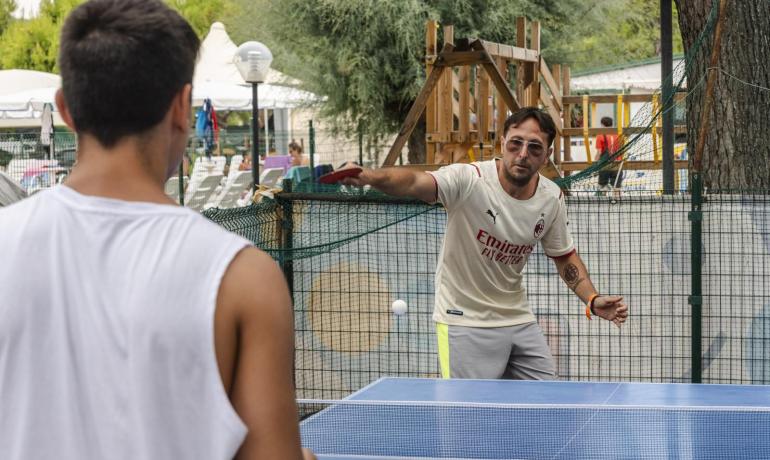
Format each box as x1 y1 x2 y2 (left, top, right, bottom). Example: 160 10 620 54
563 0 684 71
0 0 229 72
0 0 78 71
0 0 15 35
228 0 684 143
166 0 232 37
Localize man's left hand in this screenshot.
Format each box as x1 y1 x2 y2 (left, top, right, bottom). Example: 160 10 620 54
593 296 628 327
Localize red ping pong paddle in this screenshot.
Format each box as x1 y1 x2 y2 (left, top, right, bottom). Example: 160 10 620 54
318 167 363 184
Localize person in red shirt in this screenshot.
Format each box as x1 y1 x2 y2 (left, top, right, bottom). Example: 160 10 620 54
596 116 623 197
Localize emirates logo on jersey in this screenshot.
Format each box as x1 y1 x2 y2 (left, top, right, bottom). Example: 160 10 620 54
534 215 545 238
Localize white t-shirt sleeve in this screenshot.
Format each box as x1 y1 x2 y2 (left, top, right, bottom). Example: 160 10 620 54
428 163 477 210
541 193 575 257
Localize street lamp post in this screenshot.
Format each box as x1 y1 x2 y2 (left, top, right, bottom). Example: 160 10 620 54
234 41 273 190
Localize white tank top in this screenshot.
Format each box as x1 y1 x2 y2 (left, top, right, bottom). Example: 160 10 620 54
0 185 251 460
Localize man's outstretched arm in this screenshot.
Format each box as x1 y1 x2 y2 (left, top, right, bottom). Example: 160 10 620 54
342 167 437 203
551 251 628 327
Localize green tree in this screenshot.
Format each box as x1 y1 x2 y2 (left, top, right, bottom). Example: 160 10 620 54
0 0 229 72
0 0 79 71
228 0 585 158
564 0 684 72
0 0 15 36
166 0 232 37
228 0 686 163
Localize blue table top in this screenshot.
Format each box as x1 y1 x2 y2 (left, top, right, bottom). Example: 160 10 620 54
346 377 770 408
303 378 770 460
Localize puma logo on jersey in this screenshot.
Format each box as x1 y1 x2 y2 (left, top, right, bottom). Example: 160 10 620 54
486 209 498 224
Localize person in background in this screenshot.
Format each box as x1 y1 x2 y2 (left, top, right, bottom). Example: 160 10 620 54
239 154 253 172
289 141 308 166
596 116 623 199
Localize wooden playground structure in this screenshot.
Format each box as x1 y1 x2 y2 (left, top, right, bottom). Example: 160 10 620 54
383 18 688 179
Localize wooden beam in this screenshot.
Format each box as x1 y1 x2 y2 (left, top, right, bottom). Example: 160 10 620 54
477 65 491 143
560 160 689 172
459 66 471 142
562 65 572 163
495 57 508 152
437 26 455 153
470 40 520 114
528 22 541 106
552 63 562 165
539 59 562 111
426 131 482 144
516 17 527 103
480 40 538 63
435 50 488 67
481 59 521 114
562 126 687 136
562 93 687 104
425 20 438 164
383 45 451 166
539 88 562 136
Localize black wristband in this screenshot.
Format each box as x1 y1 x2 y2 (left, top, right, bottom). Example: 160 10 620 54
589 295 599 315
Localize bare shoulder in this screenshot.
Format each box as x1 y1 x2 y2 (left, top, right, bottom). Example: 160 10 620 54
219 246 290 316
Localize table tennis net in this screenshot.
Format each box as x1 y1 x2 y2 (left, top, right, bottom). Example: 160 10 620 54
299 399 770 460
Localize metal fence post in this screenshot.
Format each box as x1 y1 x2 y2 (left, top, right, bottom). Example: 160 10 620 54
280 178 294 305
689 173 704 383
358 121 364 166
309 120 316 180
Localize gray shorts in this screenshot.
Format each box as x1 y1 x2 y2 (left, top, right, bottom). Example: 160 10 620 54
436 321 556 380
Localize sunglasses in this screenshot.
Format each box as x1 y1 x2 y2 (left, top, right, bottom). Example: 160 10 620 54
505 138 546 157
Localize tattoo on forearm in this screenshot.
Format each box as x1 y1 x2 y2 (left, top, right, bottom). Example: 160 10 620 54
562 263 585 291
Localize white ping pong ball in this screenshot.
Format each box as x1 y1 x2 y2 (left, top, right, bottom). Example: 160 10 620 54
391 299 408 316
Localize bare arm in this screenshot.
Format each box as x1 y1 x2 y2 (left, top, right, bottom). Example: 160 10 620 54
342 167 437 203
216 247 312 460
552 251 628 327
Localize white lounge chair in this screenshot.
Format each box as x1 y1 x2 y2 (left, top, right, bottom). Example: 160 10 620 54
187 156 226 197
207 170 252 209
259 167 285 188
185 173 223 211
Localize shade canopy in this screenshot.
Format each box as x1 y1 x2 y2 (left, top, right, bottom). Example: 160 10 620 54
192 22 317 110
191 80 318 111
0 69 60 96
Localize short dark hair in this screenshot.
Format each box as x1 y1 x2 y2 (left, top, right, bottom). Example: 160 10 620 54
288 141 303 154
600 116 614 127
503 107 557 147
59 0 200 147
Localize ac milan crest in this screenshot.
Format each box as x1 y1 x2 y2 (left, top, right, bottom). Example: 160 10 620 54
534 216 545 238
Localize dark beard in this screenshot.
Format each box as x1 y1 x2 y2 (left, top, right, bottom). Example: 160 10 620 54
504 164 534 187
509 172 532 186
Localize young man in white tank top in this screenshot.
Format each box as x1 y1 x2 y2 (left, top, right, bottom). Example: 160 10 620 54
342 107 629 380
0 1 314 459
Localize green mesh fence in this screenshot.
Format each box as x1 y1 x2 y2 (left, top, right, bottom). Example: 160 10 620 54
205 189 770 395
198 0 770 398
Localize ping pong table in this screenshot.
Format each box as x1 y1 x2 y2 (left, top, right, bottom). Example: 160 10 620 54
301 377 770 459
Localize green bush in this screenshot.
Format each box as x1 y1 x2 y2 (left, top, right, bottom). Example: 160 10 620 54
0 150 12 168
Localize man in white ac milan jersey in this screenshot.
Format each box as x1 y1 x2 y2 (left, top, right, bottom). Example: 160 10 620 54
343 107 628 379
0 1 314 459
